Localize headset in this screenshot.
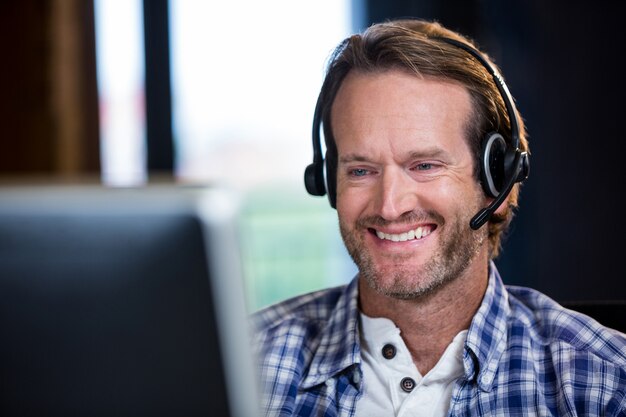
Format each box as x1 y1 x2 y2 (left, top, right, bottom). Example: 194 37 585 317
304 36 530 230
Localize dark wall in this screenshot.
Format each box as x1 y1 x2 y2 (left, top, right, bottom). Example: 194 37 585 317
365 0 626 302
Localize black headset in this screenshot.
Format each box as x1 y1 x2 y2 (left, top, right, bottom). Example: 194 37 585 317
304 36 530 230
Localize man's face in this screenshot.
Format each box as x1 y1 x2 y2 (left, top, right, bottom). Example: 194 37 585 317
332 70 489 300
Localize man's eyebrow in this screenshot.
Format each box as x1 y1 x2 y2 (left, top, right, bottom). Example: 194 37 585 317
407 148 449 160
339 148 449 164
339 154 370 164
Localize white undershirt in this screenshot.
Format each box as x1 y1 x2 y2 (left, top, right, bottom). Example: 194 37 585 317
355 313 467 417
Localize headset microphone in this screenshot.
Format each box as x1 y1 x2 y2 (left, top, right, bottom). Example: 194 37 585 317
470 149 529 230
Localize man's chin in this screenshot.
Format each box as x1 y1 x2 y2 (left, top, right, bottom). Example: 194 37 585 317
360 267 446 301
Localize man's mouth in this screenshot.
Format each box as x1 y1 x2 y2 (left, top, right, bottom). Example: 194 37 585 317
374 225 435 242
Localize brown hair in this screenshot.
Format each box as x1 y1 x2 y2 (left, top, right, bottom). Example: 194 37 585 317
319 18 529 258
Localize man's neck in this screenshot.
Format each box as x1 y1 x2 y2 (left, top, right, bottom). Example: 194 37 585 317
358 261 489 376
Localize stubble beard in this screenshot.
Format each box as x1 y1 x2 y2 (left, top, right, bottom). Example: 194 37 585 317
339 208 487 301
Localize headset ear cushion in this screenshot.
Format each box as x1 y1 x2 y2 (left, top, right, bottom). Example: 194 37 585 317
304 162 326 197
480 133 507 198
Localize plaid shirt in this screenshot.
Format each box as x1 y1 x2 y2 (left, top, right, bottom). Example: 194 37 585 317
251 263 626 416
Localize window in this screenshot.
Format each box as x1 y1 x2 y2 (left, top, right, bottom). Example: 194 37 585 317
94 0 146 186
95 0 357 310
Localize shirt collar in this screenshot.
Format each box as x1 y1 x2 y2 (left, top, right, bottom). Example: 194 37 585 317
301 277 361 389
462 261 510 391
300 262 511 392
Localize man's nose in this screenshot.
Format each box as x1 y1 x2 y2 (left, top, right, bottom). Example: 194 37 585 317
374 168 418 221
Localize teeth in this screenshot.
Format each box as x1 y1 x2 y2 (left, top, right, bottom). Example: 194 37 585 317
375 226 432 242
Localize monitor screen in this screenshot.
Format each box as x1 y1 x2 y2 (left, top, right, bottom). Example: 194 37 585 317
0 184 259 417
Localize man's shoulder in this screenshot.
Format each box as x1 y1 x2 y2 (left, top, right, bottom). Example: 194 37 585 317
250 284 349 338
506 285 626 367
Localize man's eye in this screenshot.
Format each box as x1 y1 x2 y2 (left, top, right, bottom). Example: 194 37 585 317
351 168 369 177
416 163 432 170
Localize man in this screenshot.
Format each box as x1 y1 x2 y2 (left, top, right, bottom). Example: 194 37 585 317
251 19 626 416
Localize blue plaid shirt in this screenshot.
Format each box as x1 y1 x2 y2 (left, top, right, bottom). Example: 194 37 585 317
251 263 626 416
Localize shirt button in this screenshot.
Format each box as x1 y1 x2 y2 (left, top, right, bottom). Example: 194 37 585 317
400 377 416 393
381 343 396 359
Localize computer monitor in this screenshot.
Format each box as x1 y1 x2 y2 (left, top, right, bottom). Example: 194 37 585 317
0 184 259 417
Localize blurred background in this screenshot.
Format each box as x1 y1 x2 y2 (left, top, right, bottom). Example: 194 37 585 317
1 0 624 311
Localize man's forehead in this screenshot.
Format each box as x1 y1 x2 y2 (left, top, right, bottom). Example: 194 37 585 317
331 70 472 122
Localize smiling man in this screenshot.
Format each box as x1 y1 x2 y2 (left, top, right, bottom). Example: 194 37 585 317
251 19 626 416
